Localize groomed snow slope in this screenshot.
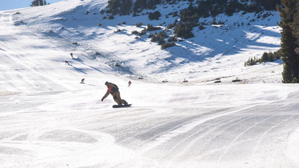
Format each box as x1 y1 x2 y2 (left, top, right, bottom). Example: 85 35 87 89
1 0 299 168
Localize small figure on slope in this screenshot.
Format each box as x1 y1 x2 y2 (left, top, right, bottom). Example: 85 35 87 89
101 81 129 107
128 80 132 87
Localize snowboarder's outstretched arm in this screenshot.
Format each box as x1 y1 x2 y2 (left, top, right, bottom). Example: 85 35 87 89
101 90 109 101
102 86 113 101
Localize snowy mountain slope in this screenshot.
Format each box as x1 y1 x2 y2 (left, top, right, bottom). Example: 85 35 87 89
9 0 282 83
1 0 299 168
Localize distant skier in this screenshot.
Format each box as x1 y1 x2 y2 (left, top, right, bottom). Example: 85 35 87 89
101 81 128 106
80 78 85 84
128 80 132 87
70 53 74 59
65 61 70 65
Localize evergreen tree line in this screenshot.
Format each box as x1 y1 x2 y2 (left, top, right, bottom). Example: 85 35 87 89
107 0 281 17
180 0 281 22
277 0 299 83
107 0 163 15
30 0 48 6
244 50 281 66
106 0 282 39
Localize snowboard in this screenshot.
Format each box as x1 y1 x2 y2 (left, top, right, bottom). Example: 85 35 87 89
112 104 132 108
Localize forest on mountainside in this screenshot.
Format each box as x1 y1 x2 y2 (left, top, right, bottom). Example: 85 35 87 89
106 0 281 16
104 0 282 39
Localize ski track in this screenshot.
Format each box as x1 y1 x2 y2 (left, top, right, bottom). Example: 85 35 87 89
216 115 276 167
116 107 238 148
175 115 257 165
141 109 244 154
249 115 296 164
157 114 253 165
0 13 70 91
100 98 299 168
153 108 275 166
138 106 255 152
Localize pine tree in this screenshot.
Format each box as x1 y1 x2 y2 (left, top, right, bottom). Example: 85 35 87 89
108 0 121 14
120 0 132 15
277 0 298 83
260 52 269 63
261 0 281 10
292 77 298 83
289 1 299 82
30 0 48 6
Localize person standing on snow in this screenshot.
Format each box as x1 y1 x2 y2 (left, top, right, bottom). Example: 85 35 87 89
128 80 132 87
101 81 128 106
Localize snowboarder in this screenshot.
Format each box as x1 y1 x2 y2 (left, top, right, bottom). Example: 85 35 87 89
101 81 128 106
80 78 85 84
70 53 74 59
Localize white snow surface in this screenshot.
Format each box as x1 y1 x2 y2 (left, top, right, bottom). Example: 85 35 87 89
1 0 299 168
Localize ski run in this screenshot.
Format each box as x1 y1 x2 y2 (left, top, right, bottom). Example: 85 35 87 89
1 0 299 168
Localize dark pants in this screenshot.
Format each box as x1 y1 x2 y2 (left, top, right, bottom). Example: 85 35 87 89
111 91 127 105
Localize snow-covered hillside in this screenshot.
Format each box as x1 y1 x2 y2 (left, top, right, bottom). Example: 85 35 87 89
9 0 282 84
1 0 299 168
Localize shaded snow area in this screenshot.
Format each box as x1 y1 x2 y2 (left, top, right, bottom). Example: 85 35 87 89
1 0 299 168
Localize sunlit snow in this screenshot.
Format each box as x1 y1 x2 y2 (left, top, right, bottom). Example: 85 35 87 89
1 0 299 168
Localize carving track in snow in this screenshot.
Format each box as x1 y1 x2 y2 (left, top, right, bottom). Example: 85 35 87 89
107 94 299 168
